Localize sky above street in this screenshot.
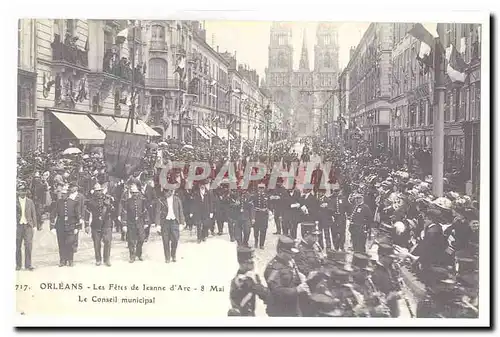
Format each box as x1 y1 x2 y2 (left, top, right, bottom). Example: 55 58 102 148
204 21 371 79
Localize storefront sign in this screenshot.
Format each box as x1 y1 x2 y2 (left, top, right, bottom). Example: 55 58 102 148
104 131 147 179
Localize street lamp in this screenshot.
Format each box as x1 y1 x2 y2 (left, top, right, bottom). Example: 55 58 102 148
264 104 272 155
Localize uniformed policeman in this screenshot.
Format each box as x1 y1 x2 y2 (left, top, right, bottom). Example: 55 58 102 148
295 223 324 277
232 189 254 247
416 266 474 318
330 188 348 251
350 252 390 317
118 184 150 263
253 183 269 249
269 178 287 235
264 236 309 317
371 243 402 317
50 185 82 267
84 183 114 266
228 247 269 316
349 194 373 253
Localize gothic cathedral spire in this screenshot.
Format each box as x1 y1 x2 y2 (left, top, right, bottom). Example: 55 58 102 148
299 29 309 71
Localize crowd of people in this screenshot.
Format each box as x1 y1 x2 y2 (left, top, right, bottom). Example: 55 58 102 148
227 137 480 318
16 134 480 318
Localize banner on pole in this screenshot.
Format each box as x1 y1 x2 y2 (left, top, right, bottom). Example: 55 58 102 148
104 131 148 179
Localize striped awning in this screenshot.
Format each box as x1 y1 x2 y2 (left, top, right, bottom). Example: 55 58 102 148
51 111 106 144
90 115 160 137
195 126 210 140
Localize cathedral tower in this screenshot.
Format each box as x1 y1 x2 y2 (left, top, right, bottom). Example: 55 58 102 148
265 22 294 119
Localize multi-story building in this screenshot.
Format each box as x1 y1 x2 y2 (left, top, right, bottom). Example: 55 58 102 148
346 23 393 152
387 23 482 195
142 20 191 140
32 19 159 151
338 65 350 142
264 22 340 137
189 22 230 142
18 19 38 155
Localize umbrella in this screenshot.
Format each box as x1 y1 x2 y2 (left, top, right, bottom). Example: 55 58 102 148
63 147 82 155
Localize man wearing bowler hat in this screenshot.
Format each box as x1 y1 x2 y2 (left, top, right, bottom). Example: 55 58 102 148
264 236 309 316
228 246 269 316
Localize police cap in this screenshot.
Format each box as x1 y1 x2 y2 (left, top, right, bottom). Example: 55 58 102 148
277 236 299 254
302 222 321 235
237 246 254 263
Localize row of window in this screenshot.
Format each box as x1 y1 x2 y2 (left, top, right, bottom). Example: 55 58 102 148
391 42 432 97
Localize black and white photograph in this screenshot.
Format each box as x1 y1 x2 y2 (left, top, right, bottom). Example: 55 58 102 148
11 6 490 328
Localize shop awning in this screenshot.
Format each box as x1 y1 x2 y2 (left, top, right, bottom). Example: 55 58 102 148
90 115 160 137
51 111 106 144
199 126 217 138
195 126 210 140
216 128 234 141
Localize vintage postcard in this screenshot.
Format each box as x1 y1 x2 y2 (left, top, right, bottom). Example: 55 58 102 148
12 8 490 328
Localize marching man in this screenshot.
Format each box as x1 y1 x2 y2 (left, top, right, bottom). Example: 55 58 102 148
50 184 83 267
118 184 150 263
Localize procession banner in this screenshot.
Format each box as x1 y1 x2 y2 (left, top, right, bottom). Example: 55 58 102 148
104 131 147 179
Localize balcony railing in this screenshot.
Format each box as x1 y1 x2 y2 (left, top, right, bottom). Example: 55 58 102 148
171 44 186 55
103 53 145 85
145 78 186 90
150 40 168 51
51 39 89 68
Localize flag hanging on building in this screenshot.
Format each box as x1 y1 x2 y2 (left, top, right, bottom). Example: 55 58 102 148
408 23 437 68
445 44 468 82
174 56 186 79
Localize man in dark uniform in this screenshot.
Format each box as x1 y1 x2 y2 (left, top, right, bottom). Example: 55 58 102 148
371 243 402 317
118 184 150 263
282 186 302 238
350 252 391 317
215 182 231 236
69 181 86 254
50 185 82 267
228 247 269 316
142 174 157 242
84 183 114 266
264 236 309 317
349 194 373 253
269 178 286 235
416 266 474 318
253 183 269 249
295 223 325 277
232 189 254 247
331 188 348 251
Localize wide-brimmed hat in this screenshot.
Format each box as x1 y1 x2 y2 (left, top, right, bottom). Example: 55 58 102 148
93 183 103 191
433 197 453 211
